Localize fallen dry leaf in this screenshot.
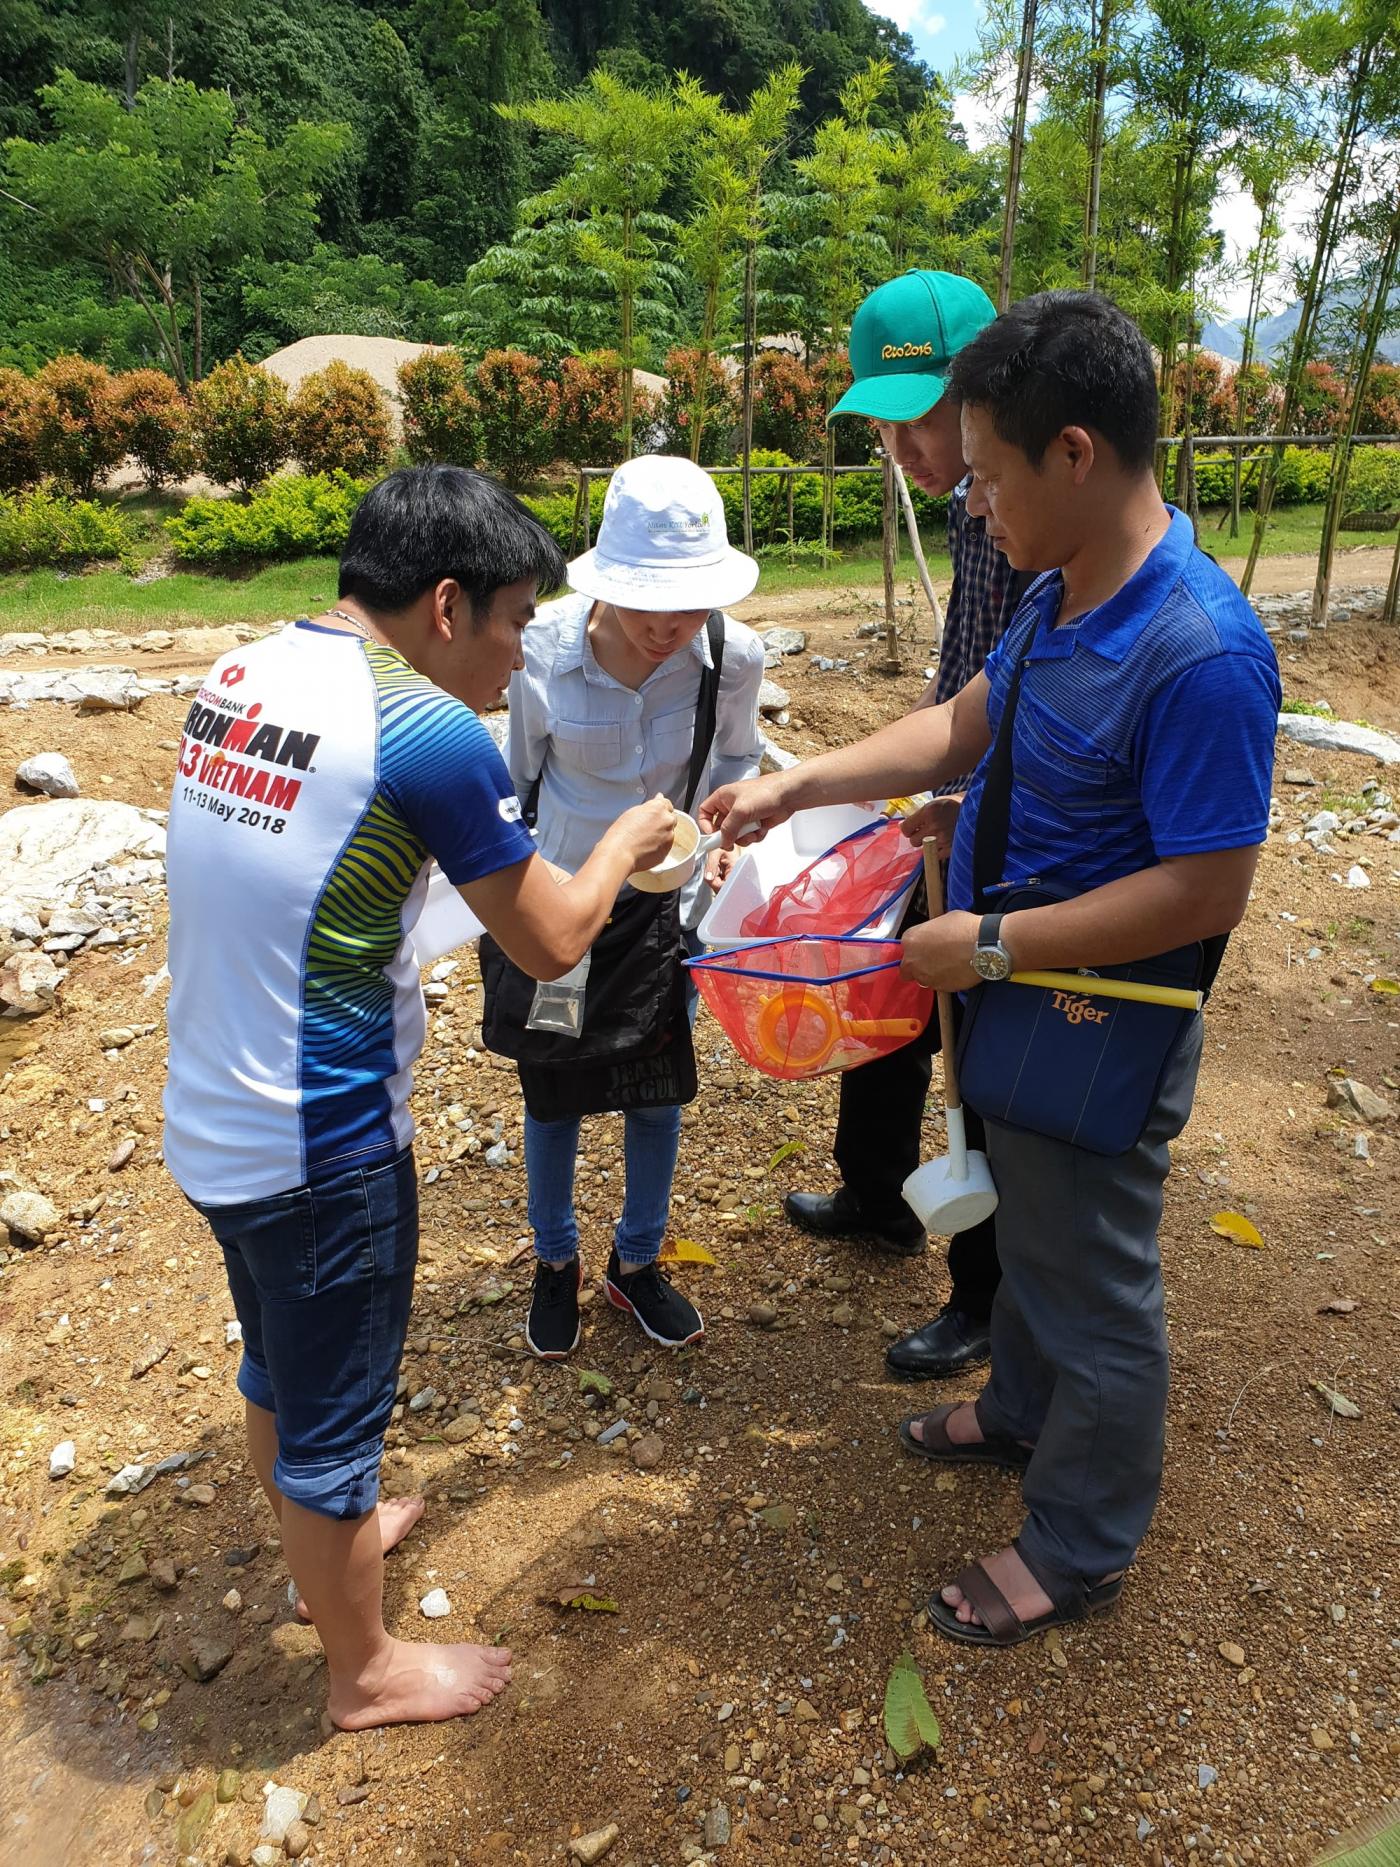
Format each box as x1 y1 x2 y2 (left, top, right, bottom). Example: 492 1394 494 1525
659 1237 718 1268
1209 1210 1263 1249
545 1585 619 1614
1027 1720 1049 1756
1311 1381 1361 1420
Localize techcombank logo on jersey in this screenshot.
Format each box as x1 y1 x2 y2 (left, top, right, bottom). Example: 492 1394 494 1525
175 675 321 823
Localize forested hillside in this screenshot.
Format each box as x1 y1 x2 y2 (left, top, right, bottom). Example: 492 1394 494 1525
0 0 932 372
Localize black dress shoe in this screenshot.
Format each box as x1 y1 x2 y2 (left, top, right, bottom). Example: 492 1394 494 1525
885 1304 992 1380
783 1188 925 1257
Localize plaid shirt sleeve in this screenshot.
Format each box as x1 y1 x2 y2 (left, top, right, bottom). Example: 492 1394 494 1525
932 478 1031 794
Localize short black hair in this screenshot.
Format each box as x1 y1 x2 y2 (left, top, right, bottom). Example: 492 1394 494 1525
338 465 567 616
947 291 1159 473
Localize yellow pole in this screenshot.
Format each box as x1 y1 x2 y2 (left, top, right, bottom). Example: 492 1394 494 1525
1009 970 1203 1012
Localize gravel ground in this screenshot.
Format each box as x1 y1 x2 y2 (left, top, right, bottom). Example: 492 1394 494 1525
0 601 1397 1867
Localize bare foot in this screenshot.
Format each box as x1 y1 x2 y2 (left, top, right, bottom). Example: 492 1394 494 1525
328 1638 513 1730
295 1496 424 1621
940 1544 1055 1628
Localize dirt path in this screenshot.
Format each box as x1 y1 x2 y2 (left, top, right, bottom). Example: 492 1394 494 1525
1 616 1398 1867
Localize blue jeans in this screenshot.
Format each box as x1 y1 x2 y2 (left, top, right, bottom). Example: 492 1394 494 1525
525 1103 682 1266
194 1149 418 1521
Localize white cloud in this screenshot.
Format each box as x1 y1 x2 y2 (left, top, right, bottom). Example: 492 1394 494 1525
1208 173 1325 321
863 0 947 36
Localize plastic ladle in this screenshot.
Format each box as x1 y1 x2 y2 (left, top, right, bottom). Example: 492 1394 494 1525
900 841 1000 1235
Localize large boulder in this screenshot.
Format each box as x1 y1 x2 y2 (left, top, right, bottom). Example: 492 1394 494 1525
1278 713 1400 766
15 752 79 799
0 798 166 924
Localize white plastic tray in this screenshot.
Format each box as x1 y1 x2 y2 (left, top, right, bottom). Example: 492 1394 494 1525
409 863 484 967
695 803 916 951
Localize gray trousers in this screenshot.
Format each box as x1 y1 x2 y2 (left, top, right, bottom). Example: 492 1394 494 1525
974 1015 1204 1589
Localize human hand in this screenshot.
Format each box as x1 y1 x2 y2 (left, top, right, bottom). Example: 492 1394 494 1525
697 771 795 844
703 846 736 893
900 793 963 859
610 794 678 871
898 909 980 991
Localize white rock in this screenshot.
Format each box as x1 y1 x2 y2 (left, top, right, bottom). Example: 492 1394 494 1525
250 1848 282 1867
49 1440 76 1479
408 1386 437 1411
0 798 166 923
419 1587 452 1619
1278 713 1400 766
483 1141 511 1168
1305 810 1340 836
225 1320 243 1347
1344 865 1371 889
15 753 79 799
260 1784 309 1843
757 680 790 716
0 1190 60 1243
0 948 62 1015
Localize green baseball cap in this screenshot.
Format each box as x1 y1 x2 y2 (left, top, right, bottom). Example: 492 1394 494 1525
830 270 998 424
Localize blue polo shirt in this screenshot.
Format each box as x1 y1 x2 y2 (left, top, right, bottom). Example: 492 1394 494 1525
945 507 1281 913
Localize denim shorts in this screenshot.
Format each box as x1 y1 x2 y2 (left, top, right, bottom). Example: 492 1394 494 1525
194 1149 418 1521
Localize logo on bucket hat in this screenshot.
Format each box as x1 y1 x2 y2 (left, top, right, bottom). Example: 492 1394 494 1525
566 455 760 612
831 270 997 425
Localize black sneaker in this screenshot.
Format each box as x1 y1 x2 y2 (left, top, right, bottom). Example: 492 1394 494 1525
604 1248 704 1348
525 1257 582 1360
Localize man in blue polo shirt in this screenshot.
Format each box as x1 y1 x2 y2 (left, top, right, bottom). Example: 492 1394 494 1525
701 291 1280 1648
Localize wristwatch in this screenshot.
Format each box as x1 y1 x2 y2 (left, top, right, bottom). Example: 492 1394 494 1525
970 913 1014 983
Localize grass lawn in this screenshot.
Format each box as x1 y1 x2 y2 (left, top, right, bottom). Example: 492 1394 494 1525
0 504 1372 636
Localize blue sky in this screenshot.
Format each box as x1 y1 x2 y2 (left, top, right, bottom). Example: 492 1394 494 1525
863 0 986 82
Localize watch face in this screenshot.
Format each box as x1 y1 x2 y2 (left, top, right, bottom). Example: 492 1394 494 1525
973 947 1011 982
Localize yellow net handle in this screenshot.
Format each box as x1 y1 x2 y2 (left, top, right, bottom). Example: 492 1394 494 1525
1010 970 1203 1012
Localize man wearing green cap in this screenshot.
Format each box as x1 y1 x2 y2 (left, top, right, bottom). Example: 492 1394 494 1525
783 269 1030 1382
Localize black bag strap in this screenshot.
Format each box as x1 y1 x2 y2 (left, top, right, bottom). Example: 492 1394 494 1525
520 609 726 828
968 600 1229 996
970 610 1036 911
685 610 726 810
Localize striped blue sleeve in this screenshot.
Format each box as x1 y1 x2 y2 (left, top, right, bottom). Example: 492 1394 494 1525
379 687 536 886
1136 651 1282 858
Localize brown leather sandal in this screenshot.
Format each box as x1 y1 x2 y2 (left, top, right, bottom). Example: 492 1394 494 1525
928 1541 1126 1648
897 1401 1032 1473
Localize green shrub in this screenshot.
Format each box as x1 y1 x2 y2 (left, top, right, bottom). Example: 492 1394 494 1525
113 368 193 490
397 350 477 466
1179 444 1334 510
1341 445 1400 514
289 360 393 478
192 356 291 492
166 470 368 562
522 478 607 555
30 355 127 495
0 485 139 568
472 350 559 488
0 367 39 493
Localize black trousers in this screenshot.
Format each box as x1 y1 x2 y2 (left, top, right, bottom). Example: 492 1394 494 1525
831 945 1001 1323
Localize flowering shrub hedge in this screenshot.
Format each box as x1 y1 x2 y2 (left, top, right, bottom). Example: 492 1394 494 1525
750 353 826 462
30 356 128 495
655 349 738 465
191 356 291 491
473 350 560 487
397 351 477 466
0 368 38 493
289 360 393 478
555 352 628 467
114 369 193 490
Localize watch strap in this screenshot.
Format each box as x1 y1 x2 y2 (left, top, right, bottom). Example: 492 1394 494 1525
977 913 1004 954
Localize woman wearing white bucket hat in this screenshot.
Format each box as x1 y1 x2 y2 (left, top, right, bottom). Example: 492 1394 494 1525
500 455 766 1359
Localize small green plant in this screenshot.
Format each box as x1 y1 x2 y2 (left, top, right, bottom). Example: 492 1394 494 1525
0 486 140 569
165 470 369 562
1281 698 1333 717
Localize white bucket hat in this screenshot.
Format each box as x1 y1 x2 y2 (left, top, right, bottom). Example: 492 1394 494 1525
567 454 759 612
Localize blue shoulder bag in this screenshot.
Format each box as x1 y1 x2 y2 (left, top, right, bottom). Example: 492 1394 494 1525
954 623 1222 1156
